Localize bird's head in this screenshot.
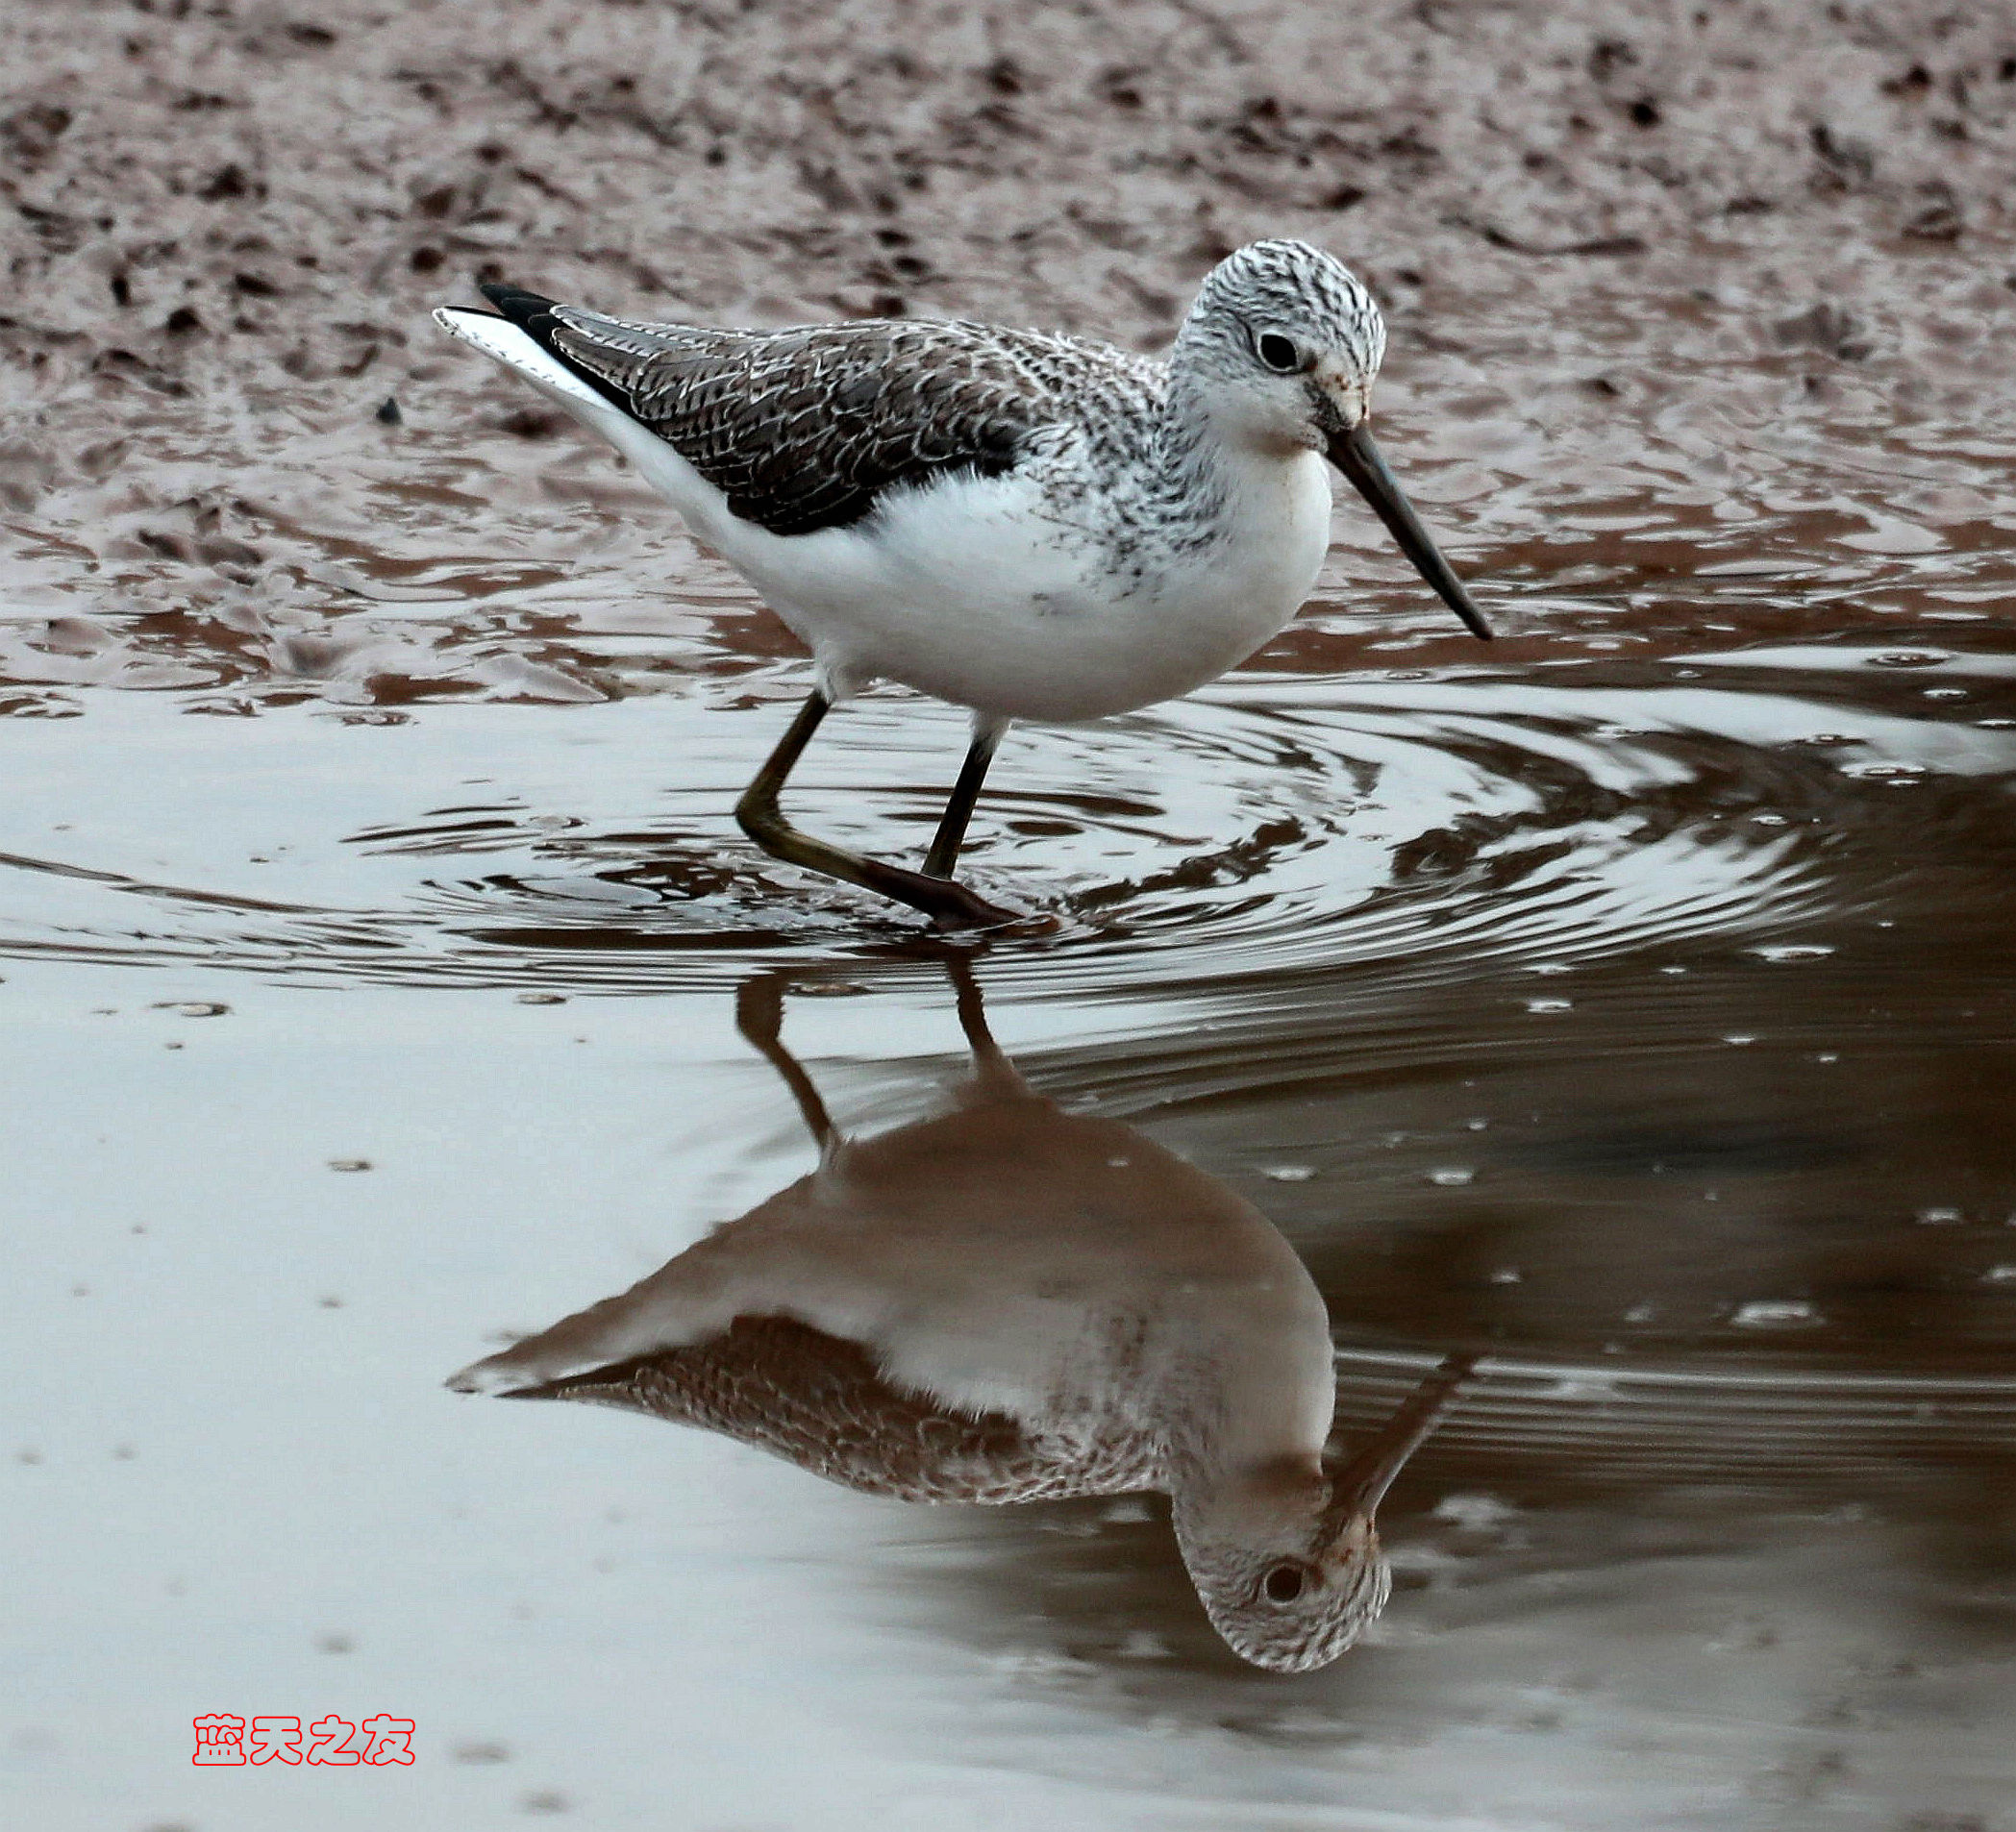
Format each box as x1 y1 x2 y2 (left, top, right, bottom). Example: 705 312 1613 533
1180 237 1386 454
1172 1466 1393 1673
1178 239 1491 640
1169 1353 1473 1673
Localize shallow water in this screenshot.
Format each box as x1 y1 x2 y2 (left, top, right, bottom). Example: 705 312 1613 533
10 216 2016 1832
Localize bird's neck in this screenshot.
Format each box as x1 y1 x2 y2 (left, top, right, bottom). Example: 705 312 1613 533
1169 1453 1330 1546
1153 357 1316 542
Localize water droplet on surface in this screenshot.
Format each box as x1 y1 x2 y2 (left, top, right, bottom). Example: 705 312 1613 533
1431 1493 1515 1530
1113 1630 1169 1659
1730 1300 1823 1328
1866 649 1950 668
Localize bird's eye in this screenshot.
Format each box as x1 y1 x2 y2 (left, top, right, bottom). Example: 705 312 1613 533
1262 1562 1308 1603
1256 333 1302 374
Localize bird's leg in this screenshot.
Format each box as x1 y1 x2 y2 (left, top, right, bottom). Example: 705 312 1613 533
923 717 1005 879
735 691 1020 929
734 974 835 1151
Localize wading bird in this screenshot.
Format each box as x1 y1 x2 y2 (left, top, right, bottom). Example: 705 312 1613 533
437 240 1489 928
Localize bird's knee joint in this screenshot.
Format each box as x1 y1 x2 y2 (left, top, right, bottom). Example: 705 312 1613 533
736 794 785 850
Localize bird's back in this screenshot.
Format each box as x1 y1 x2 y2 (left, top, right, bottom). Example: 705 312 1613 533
473 287 1166 538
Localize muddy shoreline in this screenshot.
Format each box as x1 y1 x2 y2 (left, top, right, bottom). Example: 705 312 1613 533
6 4 2016 707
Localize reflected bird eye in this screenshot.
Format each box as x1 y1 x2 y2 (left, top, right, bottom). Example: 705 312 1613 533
1262 1562 1308 1603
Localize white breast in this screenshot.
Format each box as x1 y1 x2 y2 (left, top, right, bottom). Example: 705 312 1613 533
721 448 1335 723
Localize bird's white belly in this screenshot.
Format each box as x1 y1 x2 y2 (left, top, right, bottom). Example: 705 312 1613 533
635 438 1333 724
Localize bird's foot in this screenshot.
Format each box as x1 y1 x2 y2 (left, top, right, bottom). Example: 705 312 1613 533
897 865 1041 934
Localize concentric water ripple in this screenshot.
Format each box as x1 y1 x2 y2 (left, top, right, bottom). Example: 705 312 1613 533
3 647 2006 1007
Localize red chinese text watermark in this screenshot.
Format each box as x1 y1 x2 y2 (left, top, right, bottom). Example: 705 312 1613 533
193 1714 415 1766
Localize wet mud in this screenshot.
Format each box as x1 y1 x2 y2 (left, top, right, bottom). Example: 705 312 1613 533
6 3 2016 1829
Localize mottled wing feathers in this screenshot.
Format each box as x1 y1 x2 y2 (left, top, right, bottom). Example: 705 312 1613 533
497 1313 1130 1505
479 284 1068 537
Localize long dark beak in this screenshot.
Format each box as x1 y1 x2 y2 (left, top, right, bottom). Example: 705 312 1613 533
1327 423 1492 641
1317 1352 1476 1542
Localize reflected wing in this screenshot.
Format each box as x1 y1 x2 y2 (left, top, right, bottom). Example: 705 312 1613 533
478 285 1057 537
497 1313 1128 1504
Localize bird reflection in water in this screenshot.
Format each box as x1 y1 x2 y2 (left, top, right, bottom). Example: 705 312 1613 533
450 965 1470 1672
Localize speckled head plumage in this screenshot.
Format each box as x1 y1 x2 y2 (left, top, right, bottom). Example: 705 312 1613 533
1174 1493 1395 1673
1173 239 1387 442
1166 1352 1474 1672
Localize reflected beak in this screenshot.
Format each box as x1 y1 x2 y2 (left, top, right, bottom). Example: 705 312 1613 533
1326 423 1493 641
1317 1352 1476 1544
